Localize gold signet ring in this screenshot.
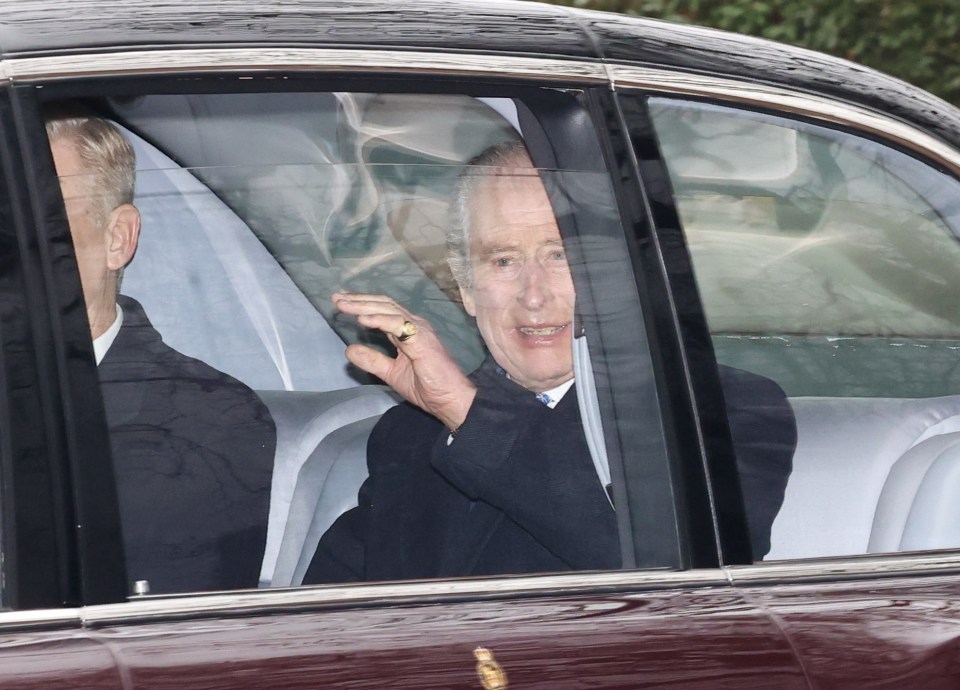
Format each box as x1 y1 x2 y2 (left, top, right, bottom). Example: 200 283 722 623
398 320 418 342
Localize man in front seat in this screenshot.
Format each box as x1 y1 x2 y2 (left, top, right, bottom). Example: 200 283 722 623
47 110 276 594
305 141 795 582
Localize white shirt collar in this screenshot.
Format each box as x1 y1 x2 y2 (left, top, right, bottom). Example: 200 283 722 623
93 303 123 366
540 378 574 409
447 376 575 446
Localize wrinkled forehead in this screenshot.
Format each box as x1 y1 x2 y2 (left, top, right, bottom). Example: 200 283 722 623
469 171 560 246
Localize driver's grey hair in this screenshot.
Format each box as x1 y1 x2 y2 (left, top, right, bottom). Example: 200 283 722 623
447 140 534 289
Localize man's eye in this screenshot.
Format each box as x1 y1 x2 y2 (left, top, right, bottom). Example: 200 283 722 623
551 250 566 261
494 257 513 267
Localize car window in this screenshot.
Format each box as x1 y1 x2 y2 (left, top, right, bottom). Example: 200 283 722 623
650 97 960 561
46 89 680 596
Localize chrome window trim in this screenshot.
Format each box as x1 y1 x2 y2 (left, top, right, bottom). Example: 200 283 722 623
0 607 82 630
1 552 958 629
0 569 729 629
611 65 960 177
729 551 960 584
0 48 606 84
83 568 729 625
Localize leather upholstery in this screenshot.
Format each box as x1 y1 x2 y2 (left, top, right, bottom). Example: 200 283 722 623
872 431 960 552
769 396 960 559
258 387 397 586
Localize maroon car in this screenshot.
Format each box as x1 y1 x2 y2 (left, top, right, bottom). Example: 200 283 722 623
2 0 960 687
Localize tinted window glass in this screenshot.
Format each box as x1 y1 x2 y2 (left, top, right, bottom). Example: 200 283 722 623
652 98 960 560
49 90 677 593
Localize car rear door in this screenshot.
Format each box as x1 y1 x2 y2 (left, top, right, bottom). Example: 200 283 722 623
4 46 810 687
79 572 804 689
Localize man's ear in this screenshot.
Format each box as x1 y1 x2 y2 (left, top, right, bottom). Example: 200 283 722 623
105 203 141 271
459 283 476 317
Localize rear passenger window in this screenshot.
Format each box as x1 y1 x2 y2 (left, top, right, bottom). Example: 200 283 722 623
47 88 680 594
651 98 960 560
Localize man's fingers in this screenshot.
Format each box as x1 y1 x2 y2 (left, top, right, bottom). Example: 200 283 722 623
334 290 394 303
333 292 429 345
336 300 403 318
344 344 396 382
357 313 422 341
333 291 404 314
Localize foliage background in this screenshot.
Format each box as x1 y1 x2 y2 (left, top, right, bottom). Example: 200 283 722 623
536 0 960 107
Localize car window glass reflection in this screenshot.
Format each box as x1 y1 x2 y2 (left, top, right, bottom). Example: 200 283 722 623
112 94 529 588
651 98 960 561
51 91 795 594
120 150 645 586
47 112 276 595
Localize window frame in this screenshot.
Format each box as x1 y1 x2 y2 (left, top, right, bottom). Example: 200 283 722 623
0 85 127 610
18 56 708 606
613 65 960 571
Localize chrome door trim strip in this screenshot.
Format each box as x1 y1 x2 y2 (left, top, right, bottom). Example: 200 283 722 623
78 568 728 626
0 48 607 84
0 607 82 630
0 570 727 630
728 551 960 584
2 552 959 628
611 65 960 176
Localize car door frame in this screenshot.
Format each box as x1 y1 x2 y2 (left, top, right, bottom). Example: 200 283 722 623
0 83 126 612
15 48 734 596
0 46 809 687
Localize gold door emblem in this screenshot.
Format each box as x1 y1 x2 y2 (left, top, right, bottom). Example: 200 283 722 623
474 647 508 690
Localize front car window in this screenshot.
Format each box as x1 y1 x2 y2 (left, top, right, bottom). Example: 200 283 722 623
651 98 960 560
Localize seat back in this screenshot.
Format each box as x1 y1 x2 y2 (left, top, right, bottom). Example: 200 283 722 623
870 431 960 552
768 395 960 560
274 416 385 586
257 387 398 585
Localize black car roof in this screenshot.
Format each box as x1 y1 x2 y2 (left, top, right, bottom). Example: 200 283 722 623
4 0 959 149
0 0 594 59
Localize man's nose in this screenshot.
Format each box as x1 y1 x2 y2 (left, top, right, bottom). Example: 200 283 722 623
517 260 552 310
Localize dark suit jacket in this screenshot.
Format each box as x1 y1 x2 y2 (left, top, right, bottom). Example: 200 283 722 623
99 295 276 594
305 358 795 583
719 364 797 558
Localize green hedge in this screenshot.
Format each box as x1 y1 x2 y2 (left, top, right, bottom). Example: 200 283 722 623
539 0 960 107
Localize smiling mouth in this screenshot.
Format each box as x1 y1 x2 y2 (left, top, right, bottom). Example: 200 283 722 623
519 324 568 336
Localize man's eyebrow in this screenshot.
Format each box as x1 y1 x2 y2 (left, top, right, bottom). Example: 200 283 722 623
475 243 520 259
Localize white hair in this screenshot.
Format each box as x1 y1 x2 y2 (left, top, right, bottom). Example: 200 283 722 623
447 140 533 288
45 114 136 228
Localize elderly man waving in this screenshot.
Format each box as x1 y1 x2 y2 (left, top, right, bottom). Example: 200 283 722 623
306 141 794 582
